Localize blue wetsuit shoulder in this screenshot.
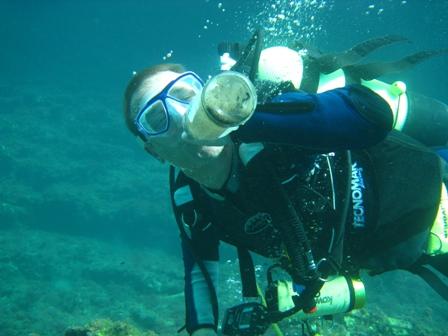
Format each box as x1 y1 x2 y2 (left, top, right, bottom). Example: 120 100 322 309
237 85 393 152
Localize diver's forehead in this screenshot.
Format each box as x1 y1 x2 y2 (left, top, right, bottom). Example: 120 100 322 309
142 71 181 101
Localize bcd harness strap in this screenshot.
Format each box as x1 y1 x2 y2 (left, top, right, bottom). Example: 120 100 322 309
169 166 220 333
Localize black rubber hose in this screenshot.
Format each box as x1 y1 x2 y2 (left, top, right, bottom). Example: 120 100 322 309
246 154 318 284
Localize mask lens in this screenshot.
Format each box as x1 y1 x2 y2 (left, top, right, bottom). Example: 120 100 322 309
167 74 203 102
135 72 203 139
165 97 189 116
139 100 168 134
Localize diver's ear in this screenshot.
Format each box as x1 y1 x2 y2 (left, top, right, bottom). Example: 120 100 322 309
143 142 166 163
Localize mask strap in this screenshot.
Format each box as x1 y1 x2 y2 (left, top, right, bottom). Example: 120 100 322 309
135 135 147 147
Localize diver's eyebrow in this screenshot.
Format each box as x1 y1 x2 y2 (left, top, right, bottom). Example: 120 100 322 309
169 86 197 97
171 83 196 91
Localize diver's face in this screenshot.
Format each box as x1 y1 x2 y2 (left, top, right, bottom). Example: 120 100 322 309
135 71 203 140
137 71 225 169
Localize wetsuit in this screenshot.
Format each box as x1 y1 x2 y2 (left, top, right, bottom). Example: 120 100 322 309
170 85 446 334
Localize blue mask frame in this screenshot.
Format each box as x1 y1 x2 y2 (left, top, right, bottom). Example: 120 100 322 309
134 71 204 140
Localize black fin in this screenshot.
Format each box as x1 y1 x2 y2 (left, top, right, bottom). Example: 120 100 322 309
409 264 448 301
231 29 264 82
316 35 410 74
289 40 323 59
428 254 448 277
344 49 448 81
237 247 258 298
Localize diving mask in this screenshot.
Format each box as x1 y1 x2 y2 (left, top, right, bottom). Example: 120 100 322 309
134 71 204 140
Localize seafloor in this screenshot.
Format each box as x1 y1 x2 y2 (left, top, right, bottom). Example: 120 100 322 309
1 227 446 336
0 84 446 336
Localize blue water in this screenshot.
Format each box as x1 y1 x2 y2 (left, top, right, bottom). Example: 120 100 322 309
1 1 447 98
0 1 447 335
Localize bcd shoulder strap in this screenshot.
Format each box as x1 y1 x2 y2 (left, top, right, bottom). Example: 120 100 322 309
168 166 220 332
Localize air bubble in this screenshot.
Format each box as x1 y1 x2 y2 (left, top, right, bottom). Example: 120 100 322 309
162 49 174 60
245 0 328 45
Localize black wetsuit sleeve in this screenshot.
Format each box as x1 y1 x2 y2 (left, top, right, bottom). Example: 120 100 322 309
171 172 220 334
237 84 393 152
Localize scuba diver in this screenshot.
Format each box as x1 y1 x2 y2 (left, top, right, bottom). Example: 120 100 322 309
219 32 448 147
123 32 448 336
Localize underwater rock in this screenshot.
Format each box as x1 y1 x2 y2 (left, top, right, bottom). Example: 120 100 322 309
64 327 92 336
0 84 173 245
64 319 159 336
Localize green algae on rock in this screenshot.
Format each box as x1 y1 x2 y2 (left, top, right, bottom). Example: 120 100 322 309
64 319 159 336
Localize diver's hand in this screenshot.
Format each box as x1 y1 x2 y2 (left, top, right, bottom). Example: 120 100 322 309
191 328 217 336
